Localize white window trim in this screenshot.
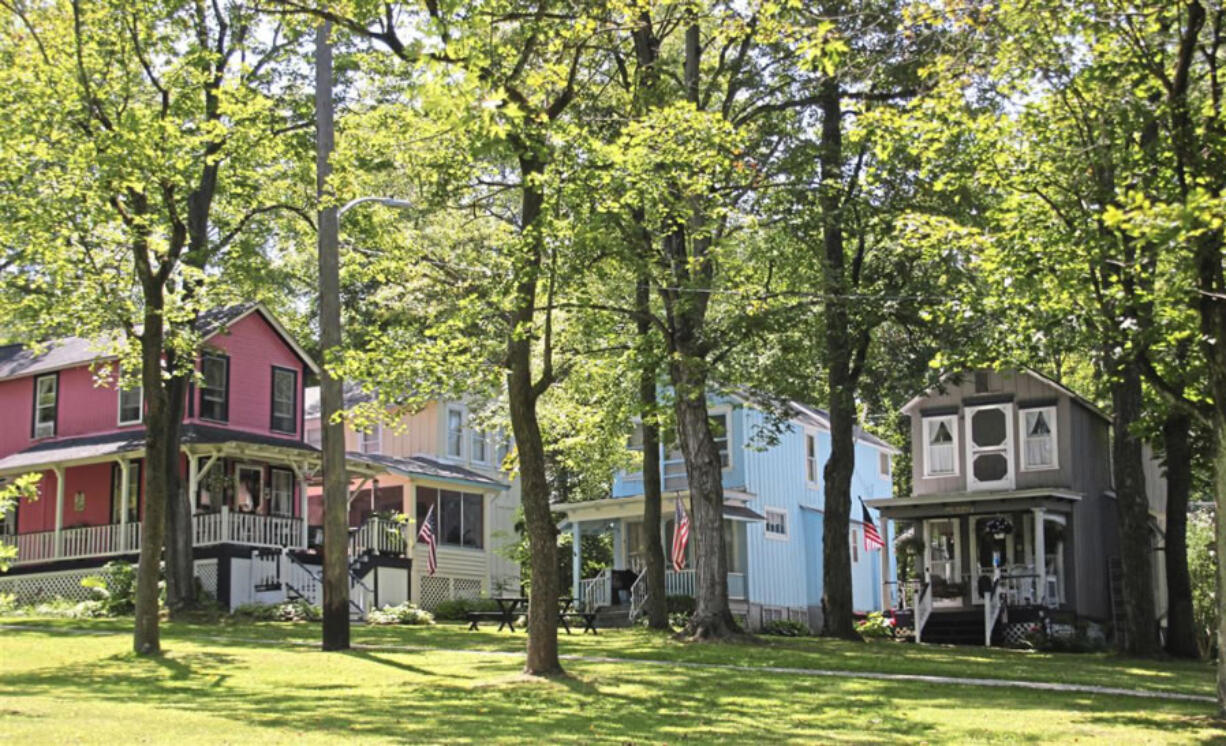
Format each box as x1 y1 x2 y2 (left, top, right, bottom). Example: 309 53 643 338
117 384 143 426
268 468 295 516
360 423 382 455
804 431 819 486
709 406 734 473
851 529 860 563
1018 405 1059 472
764 507 789 541
234 464 264 513
445 406 465 459
922 414 959 479
878 450 891 478
33 374 57 439
964 403 1016 491
471 428 489 464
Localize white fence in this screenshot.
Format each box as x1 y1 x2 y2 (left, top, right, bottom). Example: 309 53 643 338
2 507 303 567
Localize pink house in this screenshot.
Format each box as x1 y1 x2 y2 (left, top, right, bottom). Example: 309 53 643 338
0 304 385 611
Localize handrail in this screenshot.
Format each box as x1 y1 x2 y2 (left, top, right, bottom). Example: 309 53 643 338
627 570 647 621
579 568 611 612
983 572 1006 647
914 581 933 644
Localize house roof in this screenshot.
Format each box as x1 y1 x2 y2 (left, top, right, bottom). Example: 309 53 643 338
899 368 1112 425
0 302 317 383
786 400 900 454
341 451 508 491
0 424 317 476
304 383 376 419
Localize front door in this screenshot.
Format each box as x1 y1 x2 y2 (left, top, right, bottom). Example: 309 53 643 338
925 518 963 607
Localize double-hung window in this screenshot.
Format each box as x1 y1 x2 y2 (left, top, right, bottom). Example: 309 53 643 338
710 412 730 468
446 408 464 458
360 424 382 454
471 429 488 463
269 468 294 516
1020 406 1058 471
764 508 788 540
200 354 229 422
879 451 891 478
923 415 958 477
270 367 297 434
32 374 57 438
118 376 143 426
805 433 818 484
416 486 484 549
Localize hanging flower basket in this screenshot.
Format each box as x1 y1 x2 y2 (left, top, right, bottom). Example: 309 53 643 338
985 517 1014 540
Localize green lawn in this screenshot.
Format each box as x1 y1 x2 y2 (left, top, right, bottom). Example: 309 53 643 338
1 618 1222 744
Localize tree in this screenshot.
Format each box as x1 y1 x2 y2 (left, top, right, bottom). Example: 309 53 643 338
0 0 311 652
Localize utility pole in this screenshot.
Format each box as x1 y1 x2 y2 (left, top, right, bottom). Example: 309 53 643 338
316 20 349 651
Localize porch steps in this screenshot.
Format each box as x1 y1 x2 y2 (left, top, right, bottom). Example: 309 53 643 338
918 609 999 646
594 605 634 629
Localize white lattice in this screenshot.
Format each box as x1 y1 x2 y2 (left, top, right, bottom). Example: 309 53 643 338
195 560 219 599
0 568 100 604
419 575 452 610
453 578 482 600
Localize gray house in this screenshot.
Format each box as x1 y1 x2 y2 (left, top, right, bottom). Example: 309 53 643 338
868 369 1167 645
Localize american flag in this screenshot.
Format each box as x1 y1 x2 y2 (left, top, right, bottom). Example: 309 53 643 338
417 503 438 575
671 498 691 571
860 499 885 552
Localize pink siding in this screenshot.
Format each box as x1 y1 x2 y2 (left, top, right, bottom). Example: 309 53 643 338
0 367 141 459
17 463 132 534
186 312 305 439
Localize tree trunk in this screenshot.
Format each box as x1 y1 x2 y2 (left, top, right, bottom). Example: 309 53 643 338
1213 412 1226 714
316 22 350 651
815 76 861 640
510 152 562 676
162 371 193 615
1109 356 1160 655
636 277 669 630
671 359 736 639
133 298 167 655
1162 411 1198 658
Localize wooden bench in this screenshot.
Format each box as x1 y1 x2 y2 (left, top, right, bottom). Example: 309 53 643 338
467 611 515 631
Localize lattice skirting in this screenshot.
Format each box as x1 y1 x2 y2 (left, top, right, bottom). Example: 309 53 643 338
1 559 222 605
416 575 485 610
1001 621 1041 647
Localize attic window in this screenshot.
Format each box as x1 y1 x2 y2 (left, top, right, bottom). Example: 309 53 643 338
1021 406 1058 471
923 415 958 477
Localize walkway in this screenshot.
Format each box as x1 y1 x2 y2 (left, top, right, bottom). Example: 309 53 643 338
1 623 1213 704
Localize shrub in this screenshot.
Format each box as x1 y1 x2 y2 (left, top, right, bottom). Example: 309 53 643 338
762 619 810 637
24 598 106 619
1189 509 1217 658
666 595 695 615
431 597 500 621
232 599 321 622
81 561 137 616
366 602 435 626
0 592 16 613
855 611 896 640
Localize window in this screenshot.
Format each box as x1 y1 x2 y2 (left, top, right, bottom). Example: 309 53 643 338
851 530 859 562
360 424 382 454
235 465 263 513
196 461 228 512
200 354 229 422
305 426 322 448
269 468 294 516
923 415 958 477
270 367 297 434
965 404 1014 490
446 408 464 458
416 486 484 549
764 508 788 540
710 412 730 468
471 429 488 463
32 374 57 438
118 384 143 426
110 462 141 524
805 433 818 483
878 451 891 478
1020 406 1058 471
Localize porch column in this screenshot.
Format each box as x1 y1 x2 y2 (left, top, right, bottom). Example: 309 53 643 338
881 516 892 609
571 521 581 601
1032 507 1046 606
187 452 199 518
52 466 65 558
612 520 624 568
299 473 309 548
119 459 131 551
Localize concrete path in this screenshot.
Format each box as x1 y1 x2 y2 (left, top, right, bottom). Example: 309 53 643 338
2 623 1214 704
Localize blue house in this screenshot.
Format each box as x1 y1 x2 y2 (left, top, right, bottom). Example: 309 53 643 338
559 394 897 631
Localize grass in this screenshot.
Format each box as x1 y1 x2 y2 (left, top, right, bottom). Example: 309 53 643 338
1 617 1223 744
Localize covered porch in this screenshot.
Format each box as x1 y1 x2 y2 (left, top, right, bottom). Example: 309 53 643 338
561 492 761 617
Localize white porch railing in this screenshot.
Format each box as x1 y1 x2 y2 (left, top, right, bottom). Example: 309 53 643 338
4 507 304 567
628 571 648 621
579 568 612 611
983 572 1006 647
914 581 933 644
665 568 694 597
349 516 407 556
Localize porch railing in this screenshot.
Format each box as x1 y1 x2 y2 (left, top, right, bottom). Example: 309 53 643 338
983 572 1006 647
349 516 407 557
4 507 304 567
579 568 612 611
884 578 924 609
628 571 648 621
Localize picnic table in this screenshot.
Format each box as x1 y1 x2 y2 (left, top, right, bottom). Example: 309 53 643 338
465 596 599 635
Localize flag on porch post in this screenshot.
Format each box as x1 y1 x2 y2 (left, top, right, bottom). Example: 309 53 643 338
417 504 438 575
671 498 691 571
860 498 885 552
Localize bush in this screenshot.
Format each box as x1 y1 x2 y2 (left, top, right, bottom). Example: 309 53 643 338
0 592 16 613
431 597 500 621
22 598 106 619
762 619 810 637
1189 509 1217 658
81 561 137 616
232 599 321 622
855 611 896 640
666 595 695 615
366 602 435 626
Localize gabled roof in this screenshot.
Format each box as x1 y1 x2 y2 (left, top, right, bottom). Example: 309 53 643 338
786 400 900 454
900 368 1112 425
0 302 317 382
343 451 508 491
